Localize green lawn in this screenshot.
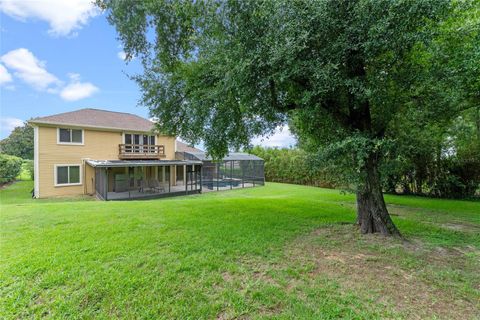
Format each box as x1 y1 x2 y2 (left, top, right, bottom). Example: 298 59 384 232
1 181 479 319
15 161 33 182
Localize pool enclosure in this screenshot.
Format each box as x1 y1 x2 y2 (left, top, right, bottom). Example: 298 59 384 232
176 151 265 192
86 151 264 200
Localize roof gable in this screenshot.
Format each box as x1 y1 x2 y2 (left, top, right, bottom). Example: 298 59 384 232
29 108 155 132
176 140 203 153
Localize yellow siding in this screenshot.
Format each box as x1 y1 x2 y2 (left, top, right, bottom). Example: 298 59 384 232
85 164 95 195
36 126 176 198
161 135 176 160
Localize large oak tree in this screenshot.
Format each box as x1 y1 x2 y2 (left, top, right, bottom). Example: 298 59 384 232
98 0 474 236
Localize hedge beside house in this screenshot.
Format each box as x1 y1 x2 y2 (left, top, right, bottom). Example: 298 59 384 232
0 154 23 184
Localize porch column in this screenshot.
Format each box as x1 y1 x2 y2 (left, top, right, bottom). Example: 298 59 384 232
168 166 175 192
185 165 188 194
171 166 176 187
172 165 177 186
199 165 203 193
183 165 187 186
230 161 233 190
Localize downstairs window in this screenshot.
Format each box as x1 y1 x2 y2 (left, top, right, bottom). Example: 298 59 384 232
55 165 81 186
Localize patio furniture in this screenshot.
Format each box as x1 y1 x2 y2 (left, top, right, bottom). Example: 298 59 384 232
138 179 147 193
148 179 165 193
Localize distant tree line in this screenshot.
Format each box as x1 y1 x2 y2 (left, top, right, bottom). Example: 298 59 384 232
249 146 335 188
0 122 34 184
250 107 480 199
382 107 480 199
0 123 33 160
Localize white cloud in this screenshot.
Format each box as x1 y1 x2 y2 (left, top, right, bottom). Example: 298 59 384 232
117 50 135 61
117 51 127 61
59 73 98 101
1 48 60 91
252 125 297 148
67 72 81 82
0 63 13 85
0 117 23 134
0 0 99 37
1 49 99 101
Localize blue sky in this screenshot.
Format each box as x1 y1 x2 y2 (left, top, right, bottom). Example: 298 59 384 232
0 1 295 147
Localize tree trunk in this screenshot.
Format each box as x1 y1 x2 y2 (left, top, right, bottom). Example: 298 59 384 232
356 153 401 237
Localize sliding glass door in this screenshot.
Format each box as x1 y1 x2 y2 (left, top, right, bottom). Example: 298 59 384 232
124 133 156 153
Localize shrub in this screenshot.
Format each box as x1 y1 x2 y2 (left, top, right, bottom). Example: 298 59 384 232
0 153 23 184
249 146 335 188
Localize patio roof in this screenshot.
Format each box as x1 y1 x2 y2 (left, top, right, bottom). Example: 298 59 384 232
182 151 263 161
86 159 202 168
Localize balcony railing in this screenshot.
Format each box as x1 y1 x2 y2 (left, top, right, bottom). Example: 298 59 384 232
119 144 166 159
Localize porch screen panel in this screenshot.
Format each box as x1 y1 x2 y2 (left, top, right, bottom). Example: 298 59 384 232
95 167 108 200
201 161 217 190
232 160 242 189
195 164 202 191
218 161 228 189
255 160 265 185
241 160 254 187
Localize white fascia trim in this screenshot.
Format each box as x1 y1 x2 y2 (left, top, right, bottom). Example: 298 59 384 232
34 126 40 198
29 120 154 134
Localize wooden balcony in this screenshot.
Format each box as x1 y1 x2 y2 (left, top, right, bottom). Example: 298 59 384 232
118 144 166 160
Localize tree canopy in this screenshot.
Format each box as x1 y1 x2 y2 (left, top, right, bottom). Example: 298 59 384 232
99 0 479 235
0 122 33 160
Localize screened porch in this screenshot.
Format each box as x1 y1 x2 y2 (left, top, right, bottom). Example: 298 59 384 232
87 160 202 200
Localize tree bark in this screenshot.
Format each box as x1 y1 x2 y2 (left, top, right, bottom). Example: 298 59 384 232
356 153 401 237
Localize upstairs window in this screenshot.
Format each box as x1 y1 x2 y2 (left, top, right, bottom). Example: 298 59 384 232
123 133 155 145
58 128 83 144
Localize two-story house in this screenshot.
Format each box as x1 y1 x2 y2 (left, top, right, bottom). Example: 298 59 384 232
29 108 265 200
29 108 204 200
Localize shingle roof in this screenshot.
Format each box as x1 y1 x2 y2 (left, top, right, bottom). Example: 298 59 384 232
29 108 155 132
176 140 203 153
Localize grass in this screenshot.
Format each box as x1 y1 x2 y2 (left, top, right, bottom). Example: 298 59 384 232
1 181 479 319
13 160 33 182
